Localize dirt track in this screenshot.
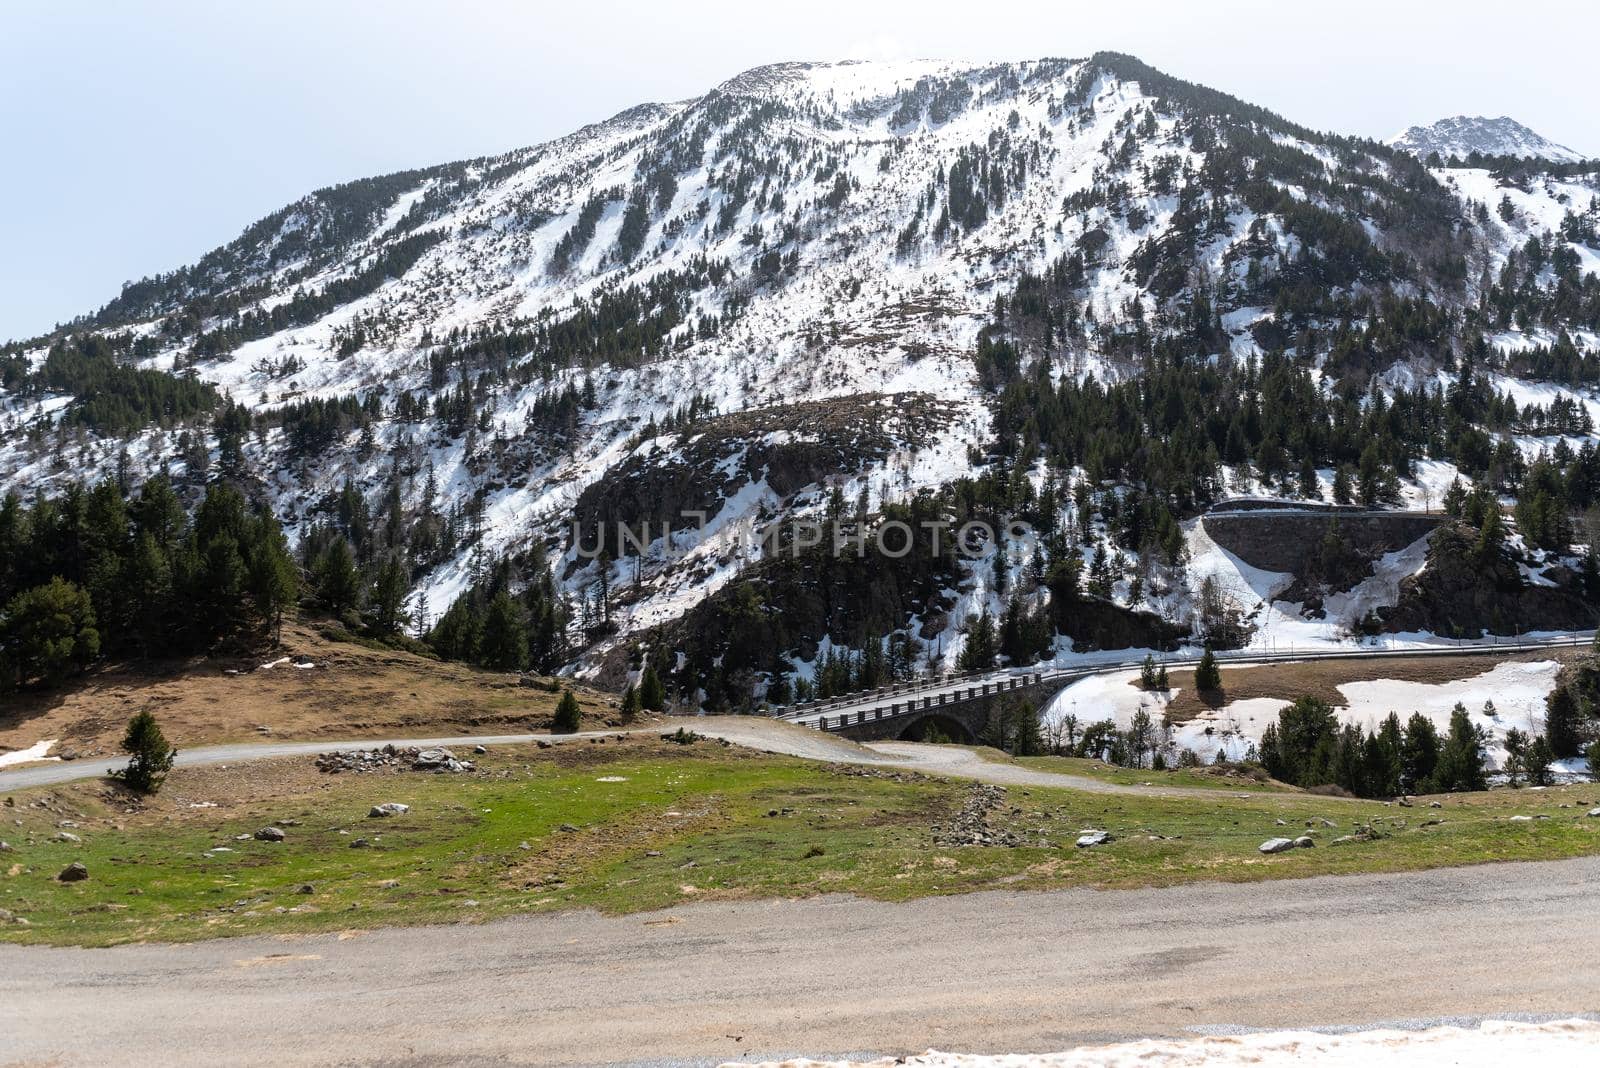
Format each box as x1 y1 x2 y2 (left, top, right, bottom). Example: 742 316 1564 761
0 716 1223 798
4 856 1598 1066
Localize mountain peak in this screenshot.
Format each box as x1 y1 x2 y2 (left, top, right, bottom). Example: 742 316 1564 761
1390 115 1586 163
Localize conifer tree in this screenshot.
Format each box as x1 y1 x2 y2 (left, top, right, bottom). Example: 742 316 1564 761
479 591 528 671
118 709 176 794
639 664 666 711
552 689 582 733
1544 684 1582 758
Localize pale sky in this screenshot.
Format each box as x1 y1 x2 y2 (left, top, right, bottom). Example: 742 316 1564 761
2 0 1594 341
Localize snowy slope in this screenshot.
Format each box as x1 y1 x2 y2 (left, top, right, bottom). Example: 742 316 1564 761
1391 115 1587 163
7 54 1600 673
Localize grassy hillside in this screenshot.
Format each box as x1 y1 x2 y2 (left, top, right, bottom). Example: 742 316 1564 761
4 734 1597 946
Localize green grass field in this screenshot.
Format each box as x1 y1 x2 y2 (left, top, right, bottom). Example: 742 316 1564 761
3 737 1598 947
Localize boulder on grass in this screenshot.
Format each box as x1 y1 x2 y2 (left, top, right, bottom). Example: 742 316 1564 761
1258 837 1296 854
254 827 286 842
58 862 89 882
368 803 410 818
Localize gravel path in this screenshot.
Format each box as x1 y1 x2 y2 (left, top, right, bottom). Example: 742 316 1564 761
5 856 1597 1066
0 717 1226 798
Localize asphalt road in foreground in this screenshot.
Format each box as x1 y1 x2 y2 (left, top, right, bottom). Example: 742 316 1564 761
5 856 1598 1067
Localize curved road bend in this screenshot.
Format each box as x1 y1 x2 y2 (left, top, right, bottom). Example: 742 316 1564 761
3 857 1598 1066
0 717 1226 798
4 636 1592 797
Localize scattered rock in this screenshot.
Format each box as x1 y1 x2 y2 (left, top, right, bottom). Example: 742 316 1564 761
1293 836 1315 849
368 803 410 818
1428 801 1442 808
0 841 13 852
473 745 488 755
1274 819 1286 826
413 748 475 773
558 823 579 833
349 838 371 849
57 862 89 882
1508 815 1533 822
1076 830 1113 848
1586 808 1600 818
315 745 475 775
933 784 1022 847
254 827 285 842
297 884 315 895
1258 837 1296 854
52 831 81 844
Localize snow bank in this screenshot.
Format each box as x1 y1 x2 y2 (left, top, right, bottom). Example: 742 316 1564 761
1041 660 1570 768
733 1017 1600 1067
1337 660 1561 770
0 739 59 768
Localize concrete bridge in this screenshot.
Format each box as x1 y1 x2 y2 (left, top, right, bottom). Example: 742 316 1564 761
775 633 1592 743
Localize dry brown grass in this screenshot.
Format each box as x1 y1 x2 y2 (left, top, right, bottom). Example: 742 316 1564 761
0 619 621 762
1164 648 1583 723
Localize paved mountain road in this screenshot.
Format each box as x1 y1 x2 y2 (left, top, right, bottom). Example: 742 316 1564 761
4 857 1598 1066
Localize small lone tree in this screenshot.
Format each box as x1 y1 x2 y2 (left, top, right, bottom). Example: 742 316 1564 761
118 710 176 793
552 689 582 734
619 684 640 723
1194 648 1222 693
638 664 666 712
1525 735 1555 787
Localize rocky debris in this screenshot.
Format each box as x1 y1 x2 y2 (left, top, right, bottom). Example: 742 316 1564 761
58 861 89 882
350 838 371 849
413 748 475 773
296 884 315 894
473 745 488 754
0 907 29 925
1258 837 1297 854
1076 830 1113 848
1293 836 1315 848
315 745 474 774
0 841 12 852
933 785 1024 848
254 826 285 842
52 831 81 844
368 803 410 818
1586 808 1600 818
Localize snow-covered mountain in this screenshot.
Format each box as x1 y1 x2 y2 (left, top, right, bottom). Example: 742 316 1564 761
1391 115 1586 163
6 53 1600 692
